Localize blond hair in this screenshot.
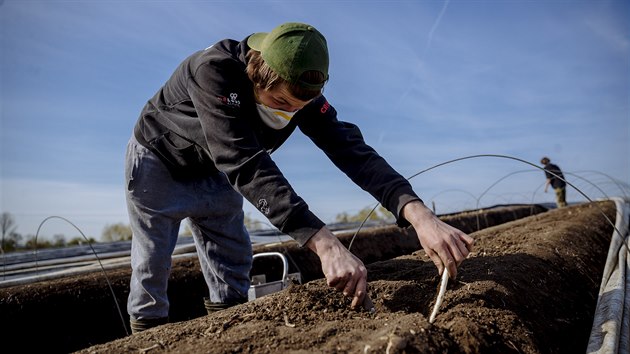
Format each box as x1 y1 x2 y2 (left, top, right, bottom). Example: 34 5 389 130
246 50 325 101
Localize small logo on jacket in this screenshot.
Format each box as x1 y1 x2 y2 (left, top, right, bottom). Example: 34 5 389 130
217 93 241 107
320 100 330 114
257 198 270 215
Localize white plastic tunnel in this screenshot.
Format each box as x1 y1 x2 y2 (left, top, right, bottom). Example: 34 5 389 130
588 197 630 354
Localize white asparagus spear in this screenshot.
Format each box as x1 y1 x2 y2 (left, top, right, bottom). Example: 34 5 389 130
429 268 449 323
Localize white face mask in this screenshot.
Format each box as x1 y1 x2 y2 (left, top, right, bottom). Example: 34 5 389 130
256 103 297 130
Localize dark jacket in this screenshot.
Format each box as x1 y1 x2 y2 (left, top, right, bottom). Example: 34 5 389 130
133 37 420 246
544 163 566 189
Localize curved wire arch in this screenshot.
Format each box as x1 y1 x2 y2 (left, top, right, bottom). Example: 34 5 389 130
427 188 478 214
34 216 129 336
348 154 628 256
571 170 629 199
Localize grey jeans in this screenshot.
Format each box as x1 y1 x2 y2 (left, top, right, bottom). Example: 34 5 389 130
125 135 252 321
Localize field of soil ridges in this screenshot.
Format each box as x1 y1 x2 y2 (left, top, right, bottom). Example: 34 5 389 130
61 201 616 354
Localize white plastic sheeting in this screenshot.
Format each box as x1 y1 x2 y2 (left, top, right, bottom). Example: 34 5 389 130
588 198 630 354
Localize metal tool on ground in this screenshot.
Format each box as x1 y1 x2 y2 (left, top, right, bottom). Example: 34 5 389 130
248 252 301 301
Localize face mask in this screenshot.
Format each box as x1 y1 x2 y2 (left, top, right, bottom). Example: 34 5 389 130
256 103 297 130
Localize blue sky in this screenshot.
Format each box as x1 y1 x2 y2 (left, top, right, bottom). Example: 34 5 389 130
1 0 628 240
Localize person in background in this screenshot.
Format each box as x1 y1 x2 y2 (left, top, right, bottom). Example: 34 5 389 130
541 156 567 208
125 22 474 333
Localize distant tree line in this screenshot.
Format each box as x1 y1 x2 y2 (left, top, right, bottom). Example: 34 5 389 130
333 205 394 224
0 212 104 253
0 206 393 253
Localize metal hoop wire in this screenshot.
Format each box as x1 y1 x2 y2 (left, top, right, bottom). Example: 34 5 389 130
348 154 628 256
34 216 129 336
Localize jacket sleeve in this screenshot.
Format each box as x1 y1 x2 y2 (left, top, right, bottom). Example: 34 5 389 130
297 96 422 227
186 56 325 246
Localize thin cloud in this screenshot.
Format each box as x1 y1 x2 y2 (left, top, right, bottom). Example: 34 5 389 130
424 0 451 58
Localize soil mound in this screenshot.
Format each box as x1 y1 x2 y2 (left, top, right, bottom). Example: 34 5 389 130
0 202 615 353
64 201 615 354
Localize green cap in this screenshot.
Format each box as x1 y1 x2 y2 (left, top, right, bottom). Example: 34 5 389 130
247 22 329 90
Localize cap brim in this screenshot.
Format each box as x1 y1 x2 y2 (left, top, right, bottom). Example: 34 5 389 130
247 32 268 51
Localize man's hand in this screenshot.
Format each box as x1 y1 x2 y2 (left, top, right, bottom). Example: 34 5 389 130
306 227 368 309
402 201 474 278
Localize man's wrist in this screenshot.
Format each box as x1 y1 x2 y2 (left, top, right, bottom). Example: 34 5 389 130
401 200 434 226
305 226 337 254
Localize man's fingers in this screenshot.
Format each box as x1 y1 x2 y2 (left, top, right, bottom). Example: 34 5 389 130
350 274 367 309
444 231 475 274
453 235 472 263
445 257 457 279
328 272 350 291
414 214 473 279
435 244 459 279
343 274 359 298
326 267 368 308
437 240 468 279
461 233 475 250
314 231 370 310
426 248 445 276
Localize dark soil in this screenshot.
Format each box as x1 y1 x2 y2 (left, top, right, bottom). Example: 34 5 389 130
0 202 616 354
